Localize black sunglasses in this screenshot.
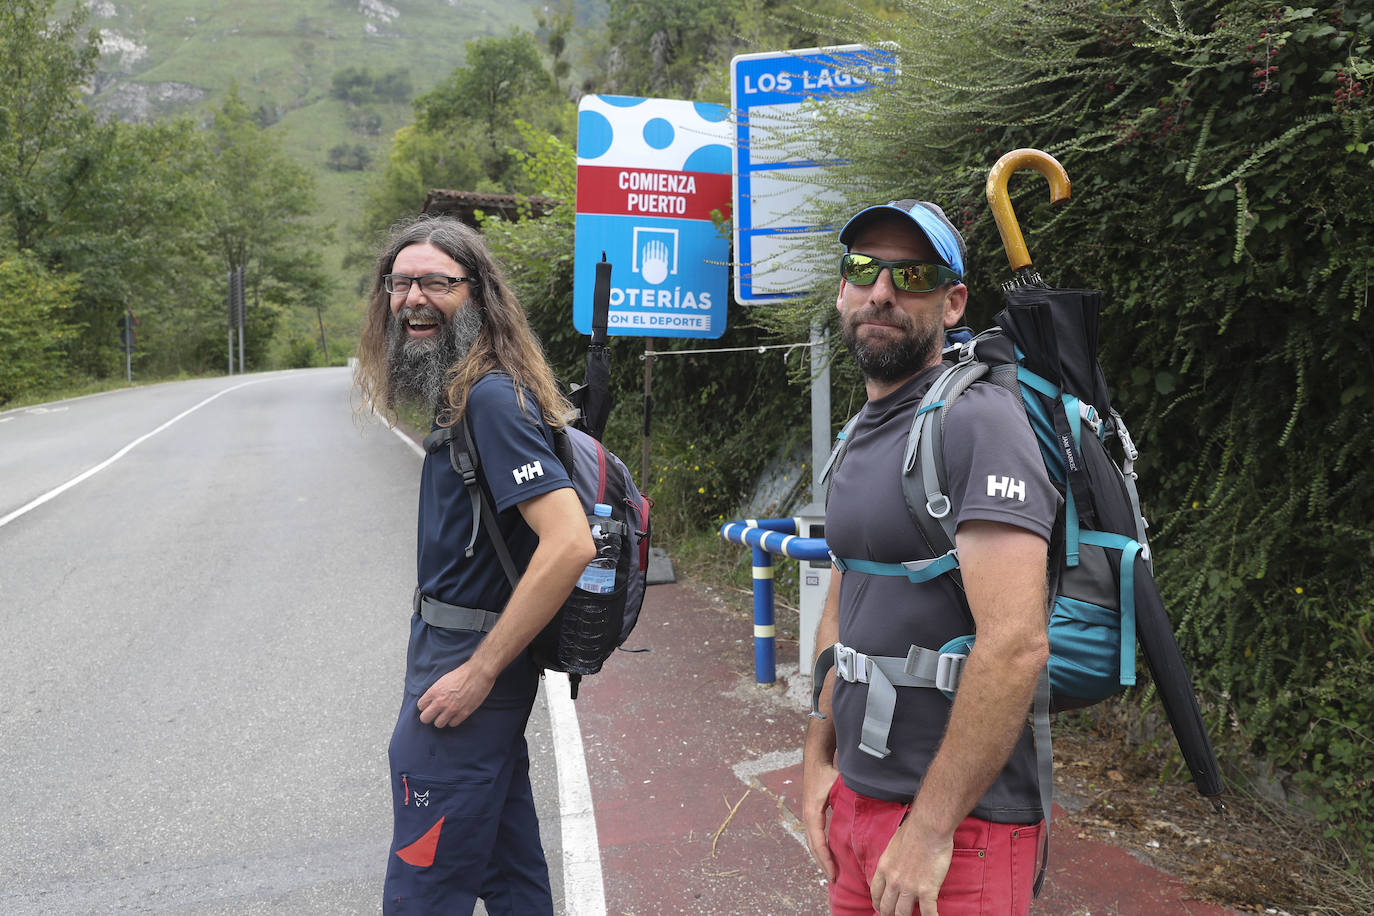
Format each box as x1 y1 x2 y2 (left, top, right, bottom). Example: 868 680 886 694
840 253 961 293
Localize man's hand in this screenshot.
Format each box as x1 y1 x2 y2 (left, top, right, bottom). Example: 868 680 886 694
870 816 952 916
802 746 840 880
416 662 496 728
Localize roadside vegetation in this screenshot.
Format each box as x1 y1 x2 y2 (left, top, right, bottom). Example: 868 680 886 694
3 0 1370 910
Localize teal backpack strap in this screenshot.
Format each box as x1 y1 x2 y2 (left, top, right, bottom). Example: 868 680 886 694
831 552 960 583
820 412 862 506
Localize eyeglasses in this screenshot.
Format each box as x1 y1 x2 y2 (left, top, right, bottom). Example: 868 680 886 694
840 253 961 293
382 273 477 296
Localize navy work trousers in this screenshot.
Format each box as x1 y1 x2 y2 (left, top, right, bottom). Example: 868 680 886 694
382 684 553 915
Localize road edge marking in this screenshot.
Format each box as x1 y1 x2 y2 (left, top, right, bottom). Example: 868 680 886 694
0 378 272 530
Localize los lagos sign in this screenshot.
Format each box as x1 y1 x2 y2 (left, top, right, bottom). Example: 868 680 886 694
574 95 733 338
731 45 896 302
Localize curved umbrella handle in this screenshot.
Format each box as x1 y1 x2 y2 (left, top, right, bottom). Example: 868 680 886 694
985 149 1071 274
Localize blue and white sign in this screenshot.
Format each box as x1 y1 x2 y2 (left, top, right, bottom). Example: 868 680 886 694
574 95 733 338
731 45 896 302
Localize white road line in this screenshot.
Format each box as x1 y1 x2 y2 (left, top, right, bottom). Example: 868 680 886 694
731 748 802 782
0 378 272 530
391 421 607 915
545 674 607 916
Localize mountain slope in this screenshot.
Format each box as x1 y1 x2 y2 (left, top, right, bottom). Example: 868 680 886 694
73 0 548 355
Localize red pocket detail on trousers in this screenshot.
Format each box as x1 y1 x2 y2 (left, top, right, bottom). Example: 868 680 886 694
395 816 445 868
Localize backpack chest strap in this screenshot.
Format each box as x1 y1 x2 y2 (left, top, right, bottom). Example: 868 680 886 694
810 641 969 758
830 550 959 583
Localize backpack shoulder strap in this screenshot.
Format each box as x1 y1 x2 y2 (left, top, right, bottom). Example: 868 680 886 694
421 414 521 589
901 329 1021 556
902 358 988 556
820 412 862 509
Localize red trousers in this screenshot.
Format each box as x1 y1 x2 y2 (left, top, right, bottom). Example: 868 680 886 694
827 778 1042 915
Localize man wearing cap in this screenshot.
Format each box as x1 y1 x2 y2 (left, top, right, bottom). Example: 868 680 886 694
802 200 1059 916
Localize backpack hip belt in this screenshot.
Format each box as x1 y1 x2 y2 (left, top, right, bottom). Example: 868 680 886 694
810 641 969 759
413 588 500 633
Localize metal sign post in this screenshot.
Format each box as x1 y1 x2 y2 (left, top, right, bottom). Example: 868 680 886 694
226 269 235 374
227 266 246 374
235 266 246 374
730 46 893 671
118 309 138 381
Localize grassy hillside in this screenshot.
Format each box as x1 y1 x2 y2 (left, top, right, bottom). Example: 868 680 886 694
70 0 553 359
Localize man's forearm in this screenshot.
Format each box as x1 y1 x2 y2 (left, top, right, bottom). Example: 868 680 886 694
907 521 1050 836
904 633 1045 835
467 548 579 677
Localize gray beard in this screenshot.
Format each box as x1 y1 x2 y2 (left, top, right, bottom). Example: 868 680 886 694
842 308 940 384
384 304 483 410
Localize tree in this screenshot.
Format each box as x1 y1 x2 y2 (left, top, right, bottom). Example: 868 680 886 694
204 84 328 370
0 0 101 251
352 30 573 264
45 117 219 376
327 143 372 171
415 31 567 186
536 1 575 94
0 1 222 377
353 124 487 266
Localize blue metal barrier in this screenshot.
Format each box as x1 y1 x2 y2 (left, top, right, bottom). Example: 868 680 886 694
719 518 831 684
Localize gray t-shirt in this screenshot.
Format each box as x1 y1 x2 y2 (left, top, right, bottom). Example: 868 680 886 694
826 364 1061 822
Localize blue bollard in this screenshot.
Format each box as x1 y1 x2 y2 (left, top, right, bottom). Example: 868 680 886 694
751 544 776 684
720 518 831 685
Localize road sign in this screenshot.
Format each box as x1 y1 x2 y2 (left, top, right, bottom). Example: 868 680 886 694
574 95 733 339
731 45 896 302
118 310 139 351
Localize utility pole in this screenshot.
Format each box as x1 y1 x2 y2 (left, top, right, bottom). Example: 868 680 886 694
118 310 139 381
227 266 246 373
235 265 246 373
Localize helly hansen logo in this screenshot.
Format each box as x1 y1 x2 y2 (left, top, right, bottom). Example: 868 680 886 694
1059 434 1080 473
513 461 545 485
987 475 1027 501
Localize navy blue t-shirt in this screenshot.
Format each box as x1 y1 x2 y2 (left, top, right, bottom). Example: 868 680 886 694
407 374 573 697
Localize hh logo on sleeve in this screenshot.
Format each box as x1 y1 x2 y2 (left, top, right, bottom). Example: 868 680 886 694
986 475 1026 501
513 461 545 485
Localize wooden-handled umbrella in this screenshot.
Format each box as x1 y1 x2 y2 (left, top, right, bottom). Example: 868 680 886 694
986 148 1226 808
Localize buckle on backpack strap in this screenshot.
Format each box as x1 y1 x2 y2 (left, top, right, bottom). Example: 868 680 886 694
935 651 967 694
834 644 870 685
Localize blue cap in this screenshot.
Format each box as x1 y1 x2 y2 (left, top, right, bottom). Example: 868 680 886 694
839 199 966 280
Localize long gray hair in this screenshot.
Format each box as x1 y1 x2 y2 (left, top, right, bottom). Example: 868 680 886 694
354 215 570 427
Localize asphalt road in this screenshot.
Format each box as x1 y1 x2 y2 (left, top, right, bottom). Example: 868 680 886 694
0 369 571 915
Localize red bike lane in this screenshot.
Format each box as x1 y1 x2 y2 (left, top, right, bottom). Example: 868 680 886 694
574 580 1239 916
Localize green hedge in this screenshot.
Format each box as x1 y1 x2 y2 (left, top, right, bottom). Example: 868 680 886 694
0 254 80 405
766 0 1374 862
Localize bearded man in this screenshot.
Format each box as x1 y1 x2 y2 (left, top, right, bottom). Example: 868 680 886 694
802 201 1060 916
354 215 593 915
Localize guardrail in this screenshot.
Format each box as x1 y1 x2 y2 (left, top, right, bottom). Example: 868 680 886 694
718 518 830 684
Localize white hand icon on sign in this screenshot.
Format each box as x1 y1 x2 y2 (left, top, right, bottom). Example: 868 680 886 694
640 239 670 285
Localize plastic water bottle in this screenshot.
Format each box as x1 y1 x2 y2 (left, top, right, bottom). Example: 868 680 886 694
576 503 623 594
